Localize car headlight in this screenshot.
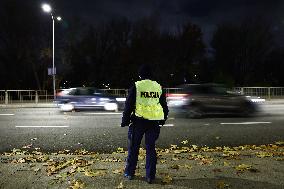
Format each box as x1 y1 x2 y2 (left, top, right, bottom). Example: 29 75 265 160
246 96 266 103
100 98 110 101
104 103 118 111
60 103 74 111
116 97 126 102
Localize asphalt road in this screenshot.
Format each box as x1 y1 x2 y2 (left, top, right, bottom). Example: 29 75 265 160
0 104 283 153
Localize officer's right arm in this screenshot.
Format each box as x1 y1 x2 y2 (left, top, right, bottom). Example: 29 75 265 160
121 85 136 127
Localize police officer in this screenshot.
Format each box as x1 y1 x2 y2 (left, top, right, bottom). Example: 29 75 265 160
121 64 169 184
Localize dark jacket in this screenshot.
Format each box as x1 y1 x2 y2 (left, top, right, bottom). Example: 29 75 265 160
121 80 169 127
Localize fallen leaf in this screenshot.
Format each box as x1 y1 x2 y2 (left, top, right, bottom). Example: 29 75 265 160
32 151 43 155
198 158 213 165
12 148 25 155
70 180 85 189
84 170 106 177
235 164 252 172
173 150 184 154
101 157 122 162
216 180 230 189
275 141 284 146
77 167 86 172
223 161 230 166
138 154 145 160
184 164 192 169
69 168 77 174
172 157 180 161
170 164 179 170
18 158 26 163
160 160 167 164
181 140 189 145
11 159 18 164
170 145 178 150
256 152 273 158
161 174 173 184
116 181 124 189
192 145 198 150
22 144 33 149
201 147 214 152
46 159 73 175
164 149 170 153
112 168 124 174
215 147 223 151
34 168 40 172
222 151 240 157
74 158 88 167
117 147 125 153
223 146 232 151
135 172 141 176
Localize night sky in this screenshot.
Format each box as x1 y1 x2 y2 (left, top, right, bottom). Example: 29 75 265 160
51 0 284 45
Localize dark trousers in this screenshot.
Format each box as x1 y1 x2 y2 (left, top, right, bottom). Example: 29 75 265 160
125 119 160 179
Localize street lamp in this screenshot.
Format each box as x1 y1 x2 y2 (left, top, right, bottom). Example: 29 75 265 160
41 3 61 100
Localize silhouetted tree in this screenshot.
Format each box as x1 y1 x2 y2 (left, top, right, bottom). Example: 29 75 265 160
265 48 284 86
0 0 51 90
212 19 274 86
0 3 206 89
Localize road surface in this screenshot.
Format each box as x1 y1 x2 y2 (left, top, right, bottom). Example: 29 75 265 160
0 103 283 153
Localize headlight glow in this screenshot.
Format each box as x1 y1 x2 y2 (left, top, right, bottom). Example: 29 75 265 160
116 98 126 102
100 98 110 101
104 103 118 111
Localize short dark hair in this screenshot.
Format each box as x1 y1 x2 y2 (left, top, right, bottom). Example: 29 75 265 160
138 64 153 79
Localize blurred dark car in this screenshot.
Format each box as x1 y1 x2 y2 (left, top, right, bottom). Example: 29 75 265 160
166 83 260 118
54 87 126 112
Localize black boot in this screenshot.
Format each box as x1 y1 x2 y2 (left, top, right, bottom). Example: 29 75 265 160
146 177 153 184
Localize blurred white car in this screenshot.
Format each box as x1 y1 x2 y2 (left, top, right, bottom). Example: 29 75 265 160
55 87 126 112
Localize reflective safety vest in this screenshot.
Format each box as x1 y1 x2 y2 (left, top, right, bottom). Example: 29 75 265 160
135 79 164 120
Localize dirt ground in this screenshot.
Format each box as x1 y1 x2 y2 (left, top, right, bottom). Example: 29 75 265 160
0 142 283 189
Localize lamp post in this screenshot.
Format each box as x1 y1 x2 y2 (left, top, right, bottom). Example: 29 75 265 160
42 4 61 100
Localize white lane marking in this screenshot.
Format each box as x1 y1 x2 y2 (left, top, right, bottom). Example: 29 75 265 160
0 114 15 116
220 122 271 125
16 126 69 128
162 124 174 127
168 117 175 120
84 112 122 115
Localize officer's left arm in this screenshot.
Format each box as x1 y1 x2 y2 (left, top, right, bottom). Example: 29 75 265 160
121 85 136 127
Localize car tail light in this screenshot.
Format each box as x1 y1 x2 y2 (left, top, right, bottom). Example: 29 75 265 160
166 93 191 100
56 89 71 96
56 91 64 96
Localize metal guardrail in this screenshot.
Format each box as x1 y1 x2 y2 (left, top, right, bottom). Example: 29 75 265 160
165 87 284 100
233 87 284 100
0 90 53 104
99 89 128 97
1 87 284 104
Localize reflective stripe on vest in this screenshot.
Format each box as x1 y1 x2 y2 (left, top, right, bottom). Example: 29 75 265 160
135 79 164 120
